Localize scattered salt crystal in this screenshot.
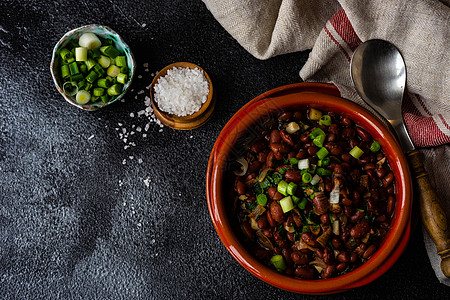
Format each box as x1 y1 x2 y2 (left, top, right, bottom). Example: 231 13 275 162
118 123 123 126
136 127 142 132
153 66 209 116
159 129 163 132
138 75 142 79
138 90 144 95
129 156 134 160
190 135 193 138
142 23 146 28
145 69 149 72
138 158 143 164
144 177 151 187
88 135 94 140
130 113 135 117
122 159 127 165
142 134 147 138
143 63 148 68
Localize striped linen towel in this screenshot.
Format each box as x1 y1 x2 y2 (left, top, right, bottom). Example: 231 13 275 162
203 0 450 285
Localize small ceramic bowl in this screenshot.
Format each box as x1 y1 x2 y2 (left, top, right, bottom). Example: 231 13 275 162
50 24 135 111
150 62 215 130
206 83 412 294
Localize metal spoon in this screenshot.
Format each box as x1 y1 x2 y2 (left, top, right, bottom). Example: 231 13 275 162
351 39 450 278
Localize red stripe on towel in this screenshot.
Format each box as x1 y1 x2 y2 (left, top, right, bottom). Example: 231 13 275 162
329 9 362 51
324 25 351 61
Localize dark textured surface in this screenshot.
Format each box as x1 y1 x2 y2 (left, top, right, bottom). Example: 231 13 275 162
0 0 448 299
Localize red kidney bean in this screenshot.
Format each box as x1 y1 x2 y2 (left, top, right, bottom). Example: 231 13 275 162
293 111 304 121
349 210 364 223
266 212 276 227
322 265 335 279
328 123 340 134
270 201 284 223
350 221 370 238
387 195 395 215
341 127 356 139
301 232 319 247
330 144 343 155
270 129 281 143
334 164 344 174
313 192 329 214
341 117 352 127
307 145 319 156
251 141 266 153
291 251 309 265
288 151 296 159
341 197 352 206
273 247 282 255
263 228 273 238
326 133 336 142
320 214 330 224
258 152 267 163
387 185 394 195
382 172 394 187
293 215 303 227
336 262 348 273
286 232 295 242
241 222 255 239
315 248 324 259
350 252 358 263
337 251 350 263
280 130 294 146
323 248 335 265
283 248 294 266
363 245 377 259
278 112 292 121
266 151 275 168
300 132 311 143
273 192 284 201
257 215 268 229
376 167 387 179
285 169 302 182
331 238 343 249
268 187 277 199
325 181 333 192
236 181 247 195
248 160 261 173
296 149 307 159
341 153 352 162
344 206 355 217
375 215 386 223
294 267 315 280
356 127 371 141
349 138 359 149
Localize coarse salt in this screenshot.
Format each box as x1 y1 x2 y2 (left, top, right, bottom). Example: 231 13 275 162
154 67 209 116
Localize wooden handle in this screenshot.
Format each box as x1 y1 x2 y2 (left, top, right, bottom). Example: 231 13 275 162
408 150 450 277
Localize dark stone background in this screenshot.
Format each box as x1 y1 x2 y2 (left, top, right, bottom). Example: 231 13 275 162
0 0 448 299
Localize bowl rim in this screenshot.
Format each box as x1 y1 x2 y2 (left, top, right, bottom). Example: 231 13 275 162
206 82 412 294
50 24 136 111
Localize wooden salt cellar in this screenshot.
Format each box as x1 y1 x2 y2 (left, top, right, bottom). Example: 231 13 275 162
150 62 215 130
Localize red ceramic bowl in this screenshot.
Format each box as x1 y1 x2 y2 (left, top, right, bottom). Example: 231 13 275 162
206 83 412 294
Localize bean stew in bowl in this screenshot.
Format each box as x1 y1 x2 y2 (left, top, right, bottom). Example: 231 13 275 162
206 83 412 294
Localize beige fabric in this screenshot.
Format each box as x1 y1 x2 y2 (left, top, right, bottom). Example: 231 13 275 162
203 0 450 285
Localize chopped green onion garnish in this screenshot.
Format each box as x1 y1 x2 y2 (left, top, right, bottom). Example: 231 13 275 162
107 84 123 96
317 168 332 176
257 194 268 206
370 141 381 152
78 32 101 49
68 62 79 75
279 196 294 213
75 90 91 104
115 55 127 67
286 121 300 134
292 195 301 205
298 197 308 209
93 88 104 97
91 48 101 59
86 70 99 83
318 157 331 167
96 78 112 88
277 180 289 196
107 65 121 77
70 73 83 82
77 80 86 90
63 81 78 96
100 94 109 103
102 45 120 59
298 158 309 170
319 115 332 126
310 174 321 185
289 158 299 165
120 66 129 74
270 255 287 272
117 73 127 84
61 65 70 79
310 128 326 139
59 48 72 60
316 147 329 160
94 64 105 76
313 134 325 147
287 182 297 196
349 146 364 159
85 58 97 71
75 47 88 61
302 173 312 183
98 55 111 68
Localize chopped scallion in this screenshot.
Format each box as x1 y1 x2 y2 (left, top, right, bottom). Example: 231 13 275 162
298 158 309 170
270 255 287 272
100 94 109 103
68 62 80 75
75 47 88 61
316 147 329 160
61 65 70 79
93 88 104 97
107 84 123 96
75 90 91 104
63 81 78 96
107 65 121 77
316 168 332 176
257 194 268 206
86 71 99 83
370 141 381 152
310 128 326 139
277 180 289 196
313 134 325 147
117 73 127 84
298 197 308 210
287 182 297 196
302 173 312 183
98 55 111 68
310 174 320 185
319 115 332 126
115 55 127 67
279 196 294 213
349 146 364 159
286 121 300 134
